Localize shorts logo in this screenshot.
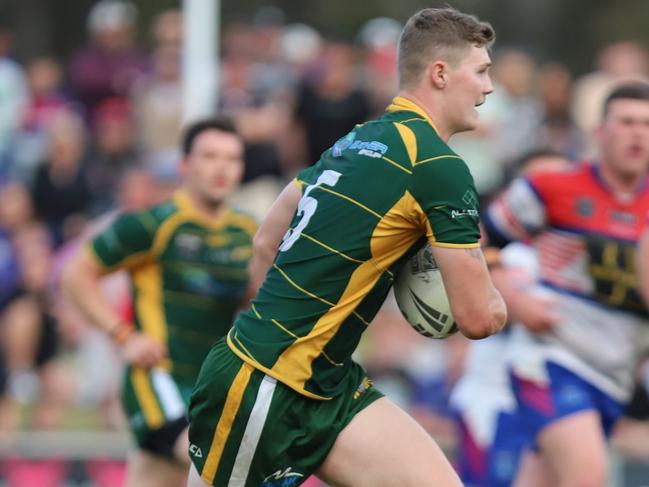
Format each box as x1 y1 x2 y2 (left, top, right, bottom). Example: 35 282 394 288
189 444 203 458
261 467 304 486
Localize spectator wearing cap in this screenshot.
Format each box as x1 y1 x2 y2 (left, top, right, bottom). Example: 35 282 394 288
68 0 148 120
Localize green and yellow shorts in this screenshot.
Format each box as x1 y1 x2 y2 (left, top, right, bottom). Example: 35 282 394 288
123 366 192 459
188 339 383 486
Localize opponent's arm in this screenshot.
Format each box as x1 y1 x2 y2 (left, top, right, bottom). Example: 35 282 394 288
431 245 507 340
489 264 559 332
247 181 301 296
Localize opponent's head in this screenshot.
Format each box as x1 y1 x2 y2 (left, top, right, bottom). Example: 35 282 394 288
398 7 495 134
180 117 244 208
597 82 649 180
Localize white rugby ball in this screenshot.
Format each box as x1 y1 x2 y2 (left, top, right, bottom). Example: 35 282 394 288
394 245 458 339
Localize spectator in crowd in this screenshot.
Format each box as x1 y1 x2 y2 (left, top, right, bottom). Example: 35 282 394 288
2 222 70 428
132 9 183 158
0 24 28 178
132 45 182 157
295 39 373 167
489 48 545 167
13 57 75 182
31 111 92 245
220 21 292 182
536 62 585 161
68 0 148 120
86 97 139 215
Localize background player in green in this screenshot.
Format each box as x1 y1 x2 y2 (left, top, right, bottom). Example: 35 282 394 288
188 7 508 487
62 118 256 487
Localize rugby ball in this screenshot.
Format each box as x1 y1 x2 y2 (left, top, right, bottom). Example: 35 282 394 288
394 245 458 339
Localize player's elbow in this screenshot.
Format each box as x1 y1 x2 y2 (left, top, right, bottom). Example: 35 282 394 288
455 300 507 340
252 231 279 263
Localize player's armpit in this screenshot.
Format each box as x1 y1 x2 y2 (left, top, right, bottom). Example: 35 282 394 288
247 181 302 296
430 246 507 339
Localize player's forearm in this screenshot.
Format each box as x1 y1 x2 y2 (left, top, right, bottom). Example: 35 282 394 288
61 255 129 340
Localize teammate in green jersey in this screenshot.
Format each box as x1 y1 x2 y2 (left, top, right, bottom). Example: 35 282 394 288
62 118 256 487
188 7 507 487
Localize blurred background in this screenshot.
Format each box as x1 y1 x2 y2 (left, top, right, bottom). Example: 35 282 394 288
0 0 649 485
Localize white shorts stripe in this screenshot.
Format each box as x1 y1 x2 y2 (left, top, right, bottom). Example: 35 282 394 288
227 375 277 487
151 368 186 421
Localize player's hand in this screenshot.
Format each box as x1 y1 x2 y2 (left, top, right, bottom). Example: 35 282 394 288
515 294 560 333
121 332 167 368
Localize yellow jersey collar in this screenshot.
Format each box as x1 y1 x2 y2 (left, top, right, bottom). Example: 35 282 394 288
172 189 230 229
385 96 439 135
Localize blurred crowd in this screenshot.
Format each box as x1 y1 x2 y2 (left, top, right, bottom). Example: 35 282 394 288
1 0 649 484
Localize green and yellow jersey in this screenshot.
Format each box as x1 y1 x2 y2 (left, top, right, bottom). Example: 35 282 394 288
228 96 481 400
89 190 256 388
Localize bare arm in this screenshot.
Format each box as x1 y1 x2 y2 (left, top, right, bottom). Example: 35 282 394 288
490 265 559 332
61 249 166 368
246 181 301 298
430 246 507 339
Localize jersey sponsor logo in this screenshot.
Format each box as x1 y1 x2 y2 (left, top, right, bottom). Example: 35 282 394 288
349 139 389 158
189 443 203 458
608 209 636 225
176 233 202 257
261 467 304 486
451 208 479 219
332 131 356 157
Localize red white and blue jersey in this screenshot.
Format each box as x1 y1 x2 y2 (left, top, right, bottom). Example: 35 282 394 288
485 162 649 401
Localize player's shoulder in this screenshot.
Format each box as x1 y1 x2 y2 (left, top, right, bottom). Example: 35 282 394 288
526 161 593 196
109 200 175 237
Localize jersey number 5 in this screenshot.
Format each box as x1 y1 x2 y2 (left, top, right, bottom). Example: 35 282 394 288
279 170 342 252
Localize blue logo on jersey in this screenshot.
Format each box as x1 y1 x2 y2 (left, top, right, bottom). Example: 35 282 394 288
332 131 356 157
349 140 388 155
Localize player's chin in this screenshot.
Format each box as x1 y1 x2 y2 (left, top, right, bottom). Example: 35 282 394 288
456 118 478 134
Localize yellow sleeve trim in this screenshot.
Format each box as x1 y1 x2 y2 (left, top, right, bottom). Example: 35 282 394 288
293 178 305 192
428 240 481 249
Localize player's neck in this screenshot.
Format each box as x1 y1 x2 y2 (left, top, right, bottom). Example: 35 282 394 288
397 89 451 142
181 187 227 220
598 161 645 200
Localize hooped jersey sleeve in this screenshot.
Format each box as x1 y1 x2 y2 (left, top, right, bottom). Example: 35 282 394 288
484 177 547 247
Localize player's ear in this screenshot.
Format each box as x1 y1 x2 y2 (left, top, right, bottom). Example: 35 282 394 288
430 60 448 89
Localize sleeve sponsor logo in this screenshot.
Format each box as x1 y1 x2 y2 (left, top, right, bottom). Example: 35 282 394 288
451 209 479 218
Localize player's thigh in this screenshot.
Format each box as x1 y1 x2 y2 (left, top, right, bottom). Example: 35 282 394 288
125 450 187 487
537 410 608 486
513 450 553 487
173 425 190 466
188 462 211 487
316 397 462 487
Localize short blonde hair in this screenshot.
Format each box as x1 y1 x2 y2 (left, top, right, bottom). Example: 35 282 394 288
398 7 495 89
